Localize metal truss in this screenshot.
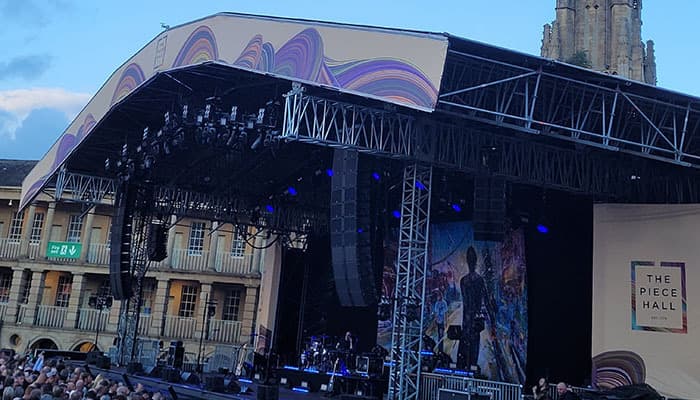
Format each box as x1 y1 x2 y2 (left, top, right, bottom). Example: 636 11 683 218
440 50 700 168
283 83 421 159
388 163 432 400
55 167 116 205
282 88 700 202
115 187 153 366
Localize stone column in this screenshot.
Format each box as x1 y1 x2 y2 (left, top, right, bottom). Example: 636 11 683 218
5 268 26 323
19 205 36 257
64 273 85 329
240 285 259 344
194 283 213 338
22 271 46 325
207 222 220 271
39 203 56 258
150 278 171 337
80 207 96 261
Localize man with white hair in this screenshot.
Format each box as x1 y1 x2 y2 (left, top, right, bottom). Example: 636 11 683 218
556 382 580 400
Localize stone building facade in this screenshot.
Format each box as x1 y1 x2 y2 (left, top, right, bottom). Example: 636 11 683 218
0 160 281 369
541 0 657 84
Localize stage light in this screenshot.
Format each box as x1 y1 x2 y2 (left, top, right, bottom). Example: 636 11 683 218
372 172 381 181
451 204 462 212
287 187 297 196
357 228 364 233
415 181 426 190
392 210 401 219
265 204 274 213
326 169 334 177
536 224 549 234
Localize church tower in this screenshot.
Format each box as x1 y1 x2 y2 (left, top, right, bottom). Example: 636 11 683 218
541 0 656 85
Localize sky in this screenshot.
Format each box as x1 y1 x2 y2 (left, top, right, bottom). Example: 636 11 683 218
0 0 697 161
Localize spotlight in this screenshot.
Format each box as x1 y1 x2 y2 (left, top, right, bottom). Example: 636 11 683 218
391 210 401 219
287 187 297 196
536 224 549 234
357 228 364 233
415 181 426 190
372 172 381 181
451 204 462 212
326 169 334 177
265 204 274 213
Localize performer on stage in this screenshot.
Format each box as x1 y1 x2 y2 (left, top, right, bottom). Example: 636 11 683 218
337 331 357 353
532 377 550 400
457 246 486 370
556 382 580 400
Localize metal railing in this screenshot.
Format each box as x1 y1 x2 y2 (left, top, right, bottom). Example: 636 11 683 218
27 243 41 259
163 315 196 339
547 383 597 399
16 304 28 324
421 372 522 400
35 305 68 328
77 308 110 331
208 319 242 343
0 238 21 259
171 249 209 271
215 253 256 275
139 314 152 336
87 243 110 265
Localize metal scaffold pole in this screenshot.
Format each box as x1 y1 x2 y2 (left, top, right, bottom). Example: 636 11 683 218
388 163 432 400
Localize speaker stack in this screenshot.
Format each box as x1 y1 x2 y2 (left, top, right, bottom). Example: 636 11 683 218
330 149 376 307
472 176 506 242
109 184 135 300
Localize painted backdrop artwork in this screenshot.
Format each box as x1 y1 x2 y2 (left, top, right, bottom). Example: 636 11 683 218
377 221 527 384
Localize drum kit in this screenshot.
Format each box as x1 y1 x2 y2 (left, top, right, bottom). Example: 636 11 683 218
299 334 345 371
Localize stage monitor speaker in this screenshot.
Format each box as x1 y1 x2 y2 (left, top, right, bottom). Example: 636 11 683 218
330 149 376 307
180 372 200 385
473 176 506 242
161 367 180 383
109 185 135 300
147 223 168 261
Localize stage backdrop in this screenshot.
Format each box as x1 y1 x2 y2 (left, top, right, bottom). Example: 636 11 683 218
593 204 700 399
377 221 528 384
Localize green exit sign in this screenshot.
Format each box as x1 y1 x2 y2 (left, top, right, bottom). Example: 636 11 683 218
47 241 82 259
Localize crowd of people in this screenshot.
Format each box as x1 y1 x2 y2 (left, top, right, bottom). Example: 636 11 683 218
0 352 164 400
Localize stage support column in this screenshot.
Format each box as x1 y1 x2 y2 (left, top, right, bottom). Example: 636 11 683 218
64 272 85 329
163 215 177 267
39 202 56 258
240 285 258 344
150 278 170 337
388 163 433 400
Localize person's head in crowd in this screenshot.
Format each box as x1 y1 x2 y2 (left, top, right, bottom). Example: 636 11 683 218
68 390 80 400
3 387 15 400
28 388 41 400
556 382 568 395
150 393 162 400
116 385 128 397
114 395 127 400
74 381 83 393
99 395 110 400
50 385 62 400
13 372 25 386
85 389 97 400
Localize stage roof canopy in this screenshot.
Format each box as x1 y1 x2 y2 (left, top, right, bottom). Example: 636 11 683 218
21 12 700 209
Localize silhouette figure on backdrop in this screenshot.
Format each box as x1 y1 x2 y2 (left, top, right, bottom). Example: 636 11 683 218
457 246 486 370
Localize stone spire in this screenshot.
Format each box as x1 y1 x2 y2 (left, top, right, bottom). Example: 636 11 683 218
541 0 656 85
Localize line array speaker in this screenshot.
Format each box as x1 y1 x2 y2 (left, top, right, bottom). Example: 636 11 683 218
330 149 376 307
109 185 135 300
473 176 506 242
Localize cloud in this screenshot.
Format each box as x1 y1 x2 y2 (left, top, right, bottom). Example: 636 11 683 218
0 54 52 81
0 108 69 159
0 87 91 140
0 0 72 28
